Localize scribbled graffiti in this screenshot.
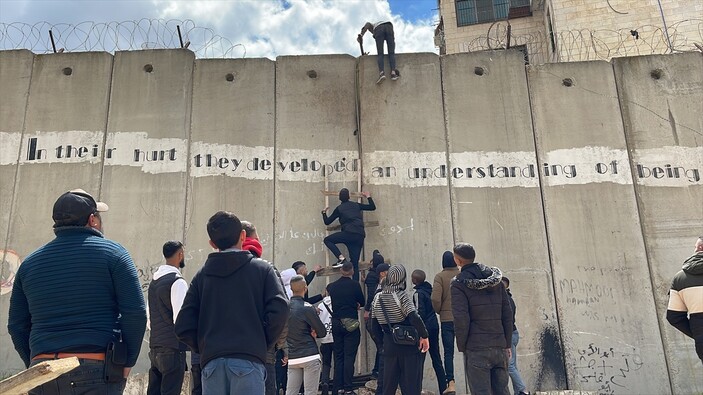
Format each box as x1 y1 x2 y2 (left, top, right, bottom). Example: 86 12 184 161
0 249 22 296
574 342 644 394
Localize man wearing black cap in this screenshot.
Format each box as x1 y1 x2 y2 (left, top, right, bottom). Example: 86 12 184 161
326 261 365 395
450 243 512 395
147 241 189 395
8 189 147 394
322 188 376 281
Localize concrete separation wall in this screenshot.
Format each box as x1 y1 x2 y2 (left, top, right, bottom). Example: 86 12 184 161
528 60 669 394
0 49 700 394
442 50 566 391
613 52 703 395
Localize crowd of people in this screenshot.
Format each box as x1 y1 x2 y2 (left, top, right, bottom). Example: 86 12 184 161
7 188 702 395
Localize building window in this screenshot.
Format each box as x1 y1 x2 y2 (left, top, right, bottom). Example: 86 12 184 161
456 0 532 26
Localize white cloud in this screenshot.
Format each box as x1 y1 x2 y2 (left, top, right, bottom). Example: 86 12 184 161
0 0 438 59
153 0 437 58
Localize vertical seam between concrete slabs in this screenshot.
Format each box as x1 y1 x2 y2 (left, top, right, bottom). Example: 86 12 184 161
181 56 196 245
525 63 569 389
97 53 115 203
272 58 278 266
2 52 35 285
439 56 457 245
354 56 365 264
611 59 675 394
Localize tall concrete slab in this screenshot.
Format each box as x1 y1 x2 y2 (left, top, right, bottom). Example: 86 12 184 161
102 49 194 371
442 50 566 391
185 58 275 272
613 53 703 394
274 55 359 270
0 49 34 377
359 53 454 391
528 61 670 394
1 51 113 374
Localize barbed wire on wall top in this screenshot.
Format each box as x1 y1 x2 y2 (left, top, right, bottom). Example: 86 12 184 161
0 19 246 58
458 18 702 64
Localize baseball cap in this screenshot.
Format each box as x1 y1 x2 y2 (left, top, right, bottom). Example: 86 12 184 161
52 189 109 227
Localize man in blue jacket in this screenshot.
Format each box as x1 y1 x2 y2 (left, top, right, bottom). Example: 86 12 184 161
9 189 147 394
175 211 289 395
412 269 448 395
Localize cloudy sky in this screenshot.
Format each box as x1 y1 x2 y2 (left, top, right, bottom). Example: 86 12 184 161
0 0 440 59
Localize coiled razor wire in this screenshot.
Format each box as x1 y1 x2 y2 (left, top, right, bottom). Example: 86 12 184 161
455 18 702 63
0 19 246 58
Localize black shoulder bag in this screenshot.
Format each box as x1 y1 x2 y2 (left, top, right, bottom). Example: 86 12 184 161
378 293 419 346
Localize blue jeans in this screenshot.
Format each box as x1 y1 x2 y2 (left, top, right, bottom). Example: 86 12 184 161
509 330 527 394
201 358 266 395
28 358 126 395
373 22 396 73
440 321 455 382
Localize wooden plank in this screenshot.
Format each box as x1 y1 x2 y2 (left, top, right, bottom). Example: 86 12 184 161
0 357 80 395
320 190 365 198
316 259 391 277
326 220 379 232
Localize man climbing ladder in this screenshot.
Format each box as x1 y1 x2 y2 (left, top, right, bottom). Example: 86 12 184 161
321 188 376 281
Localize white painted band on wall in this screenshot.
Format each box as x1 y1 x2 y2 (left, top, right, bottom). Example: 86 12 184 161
104 132 188 174
363 150 448 187
275 148 359 183
0 133 22 165
631 146 702 186
540 146 633 186
18 131 104 165
449 151 540 188
190 142 274 179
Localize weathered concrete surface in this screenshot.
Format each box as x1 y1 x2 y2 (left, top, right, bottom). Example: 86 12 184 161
528 61 669 394
613 53 703 394
1 52 113 376
184 58 276 272
0 49 34 379
442 50 566 391
359 52 454 392
274 55 359 274
102 49 194 372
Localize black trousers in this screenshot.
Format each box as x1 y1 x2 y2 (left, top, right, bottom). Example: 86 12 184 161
382 332 424 395
320 342 334 385
190 363 202 395
426 321 447 393
147 348 186 395
324 231 364 281
332 320 361 391
464 348 510 395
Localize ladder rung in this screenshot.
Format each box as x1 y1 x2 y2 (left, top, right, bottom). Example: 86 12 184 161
321 190 365 198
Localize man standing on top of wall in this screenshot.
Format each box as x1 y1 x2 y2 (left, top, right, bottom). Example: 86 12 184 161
358 20 399 84
8 189 147 394
147 241 189 395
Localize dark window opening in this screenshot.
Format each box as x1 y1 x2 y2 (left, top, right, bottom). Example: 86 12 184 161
456 0 532 26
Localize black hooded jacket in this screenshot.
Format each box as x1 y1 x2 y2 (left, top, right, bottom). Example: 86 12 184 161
413 281 438 328
175 250 289 368
322 198 376 236
450 263 513 352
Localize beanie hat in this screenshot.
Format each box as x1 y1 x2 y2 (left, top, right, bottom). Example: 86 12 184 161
442 250 456 268
339 188 350 202
372 249 384 268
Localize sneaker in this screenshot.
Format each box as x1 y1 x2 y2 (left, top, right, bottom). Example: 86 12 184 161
376 72 386 84
391 71 399 81
332 258 346 268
